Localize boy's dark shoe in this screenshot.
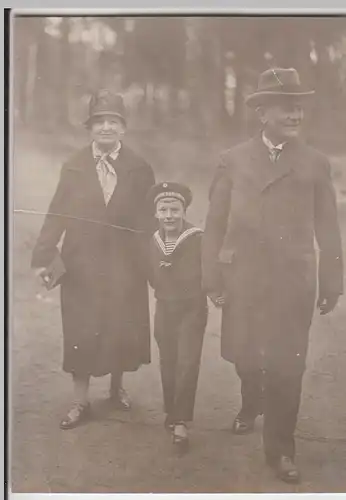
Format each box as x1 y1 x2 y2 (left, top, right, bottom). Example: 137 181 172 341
164 415 175 432
232 413 256 434
108 387 132 411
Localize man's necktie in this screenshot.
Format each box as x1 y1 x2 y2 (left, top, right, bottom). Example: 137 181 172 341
269 147 282 163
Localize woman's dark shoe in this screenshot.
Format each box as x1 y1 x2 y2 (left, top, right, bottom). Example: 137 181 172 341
172 422 189 453
232 414 255 435
109 387 131 411
269 455 301 484
60 403 91 430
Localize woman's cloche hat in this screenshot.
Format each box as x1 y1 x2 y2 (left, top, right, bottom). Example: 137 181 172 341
85 89 126 126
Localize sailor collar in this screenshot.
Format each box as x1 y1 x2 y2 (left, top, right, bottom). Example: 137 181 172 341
154 225 203 257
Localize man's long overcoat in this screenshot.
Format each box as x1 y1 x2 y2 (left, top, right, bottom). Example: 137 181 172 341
31 144 155 377
202 136 343 375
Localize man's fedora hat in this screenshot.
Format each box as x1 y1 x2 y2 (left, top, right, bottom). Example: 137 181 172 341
85 89 126 126
246 67 315 108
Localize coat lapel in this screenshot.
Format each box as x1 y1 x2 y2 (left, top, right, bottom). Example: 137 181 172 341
68 145 107 212
104 145 128 208
248 136 296 193
86 146 109 209
105 145 140 212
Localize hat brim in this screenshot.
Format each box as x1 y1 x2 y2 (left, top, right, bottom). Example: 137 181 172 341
154 193 188 207
246 90 315 108
85 111 126 126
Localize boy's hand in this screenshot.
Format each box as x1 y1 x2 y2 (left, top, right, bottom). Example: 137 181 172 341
317 293 340 315
208 292 225 308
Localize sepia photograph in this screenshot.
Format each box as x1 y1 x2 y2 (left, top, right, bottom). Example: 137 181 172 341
9 10 346 494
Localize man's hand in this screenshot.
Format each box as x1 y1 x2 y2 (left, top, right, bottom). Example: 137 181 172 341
317 293 340 315
207 292 226 308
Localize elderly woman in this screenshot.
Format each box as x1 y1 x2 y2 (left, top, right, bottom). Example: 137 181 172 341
31 89 156 429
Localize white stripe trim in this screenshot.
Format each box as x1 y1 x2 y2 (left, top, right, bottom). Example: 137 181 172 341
175 227 203 247
154 192 186 205
153 231 167 254
153 227 203 256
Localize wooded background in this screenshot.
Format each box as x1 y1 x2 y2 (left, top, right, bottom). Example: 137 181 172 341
13 15 346 153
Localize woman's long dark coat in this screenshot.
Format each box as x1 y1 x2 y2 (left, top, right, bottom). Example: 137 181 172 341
202 136 343 376
31 144 155 377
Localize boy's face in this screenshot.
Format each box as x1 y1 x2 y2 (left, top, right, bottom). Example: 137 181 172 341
155 198 185 234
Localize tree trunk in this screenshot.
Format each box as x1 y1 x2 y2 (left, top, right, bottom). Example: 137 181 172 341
32 20 50 129
232 57 246 136
55 18 70 127
14 17 43 127
25 42 38 124
13 20 31 125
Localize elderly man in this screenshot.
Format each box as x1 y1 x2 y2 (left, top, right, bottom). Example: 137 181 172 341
202 68 343 483
32 89 155 429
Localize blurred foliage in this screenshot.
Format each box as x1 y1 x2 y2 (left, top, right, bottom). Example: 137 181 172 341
13 15 346 152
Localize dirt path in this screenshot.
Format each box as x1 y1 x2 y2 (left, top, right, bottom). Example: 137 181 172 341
10 139 346 493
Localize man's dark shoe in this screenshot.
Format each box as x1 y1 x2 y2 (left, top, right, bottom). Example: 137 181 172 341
172 422 189 454
268 455 301 484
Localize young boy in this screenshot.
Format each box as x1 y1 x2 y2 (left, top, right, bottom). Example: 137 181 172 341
148 182 208 451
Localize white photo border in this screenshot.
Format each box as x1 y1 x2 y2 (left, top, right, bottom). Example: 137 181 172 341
5 3 346 500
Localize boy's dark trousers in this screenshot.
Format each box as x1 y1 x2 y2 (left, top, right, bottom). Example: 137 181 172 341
154 296 208 423
236 364 304 461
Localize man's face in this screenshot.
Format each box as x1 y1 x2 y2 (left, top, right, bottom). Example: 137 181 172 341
260 98 304 143
89 115 126 148
155 198 185 235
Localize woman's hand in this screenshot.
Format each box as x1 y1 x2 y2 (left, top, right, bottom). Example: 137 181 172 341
33 268 53 302
34 267 48 285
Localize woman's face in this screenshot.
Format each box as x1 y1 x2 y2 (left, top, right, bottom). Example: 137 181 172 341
89 115 126 149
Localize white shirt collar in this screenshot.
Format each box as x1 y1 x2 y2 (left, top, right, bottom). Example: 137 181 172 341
262 132 286 152
92 141 122 161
